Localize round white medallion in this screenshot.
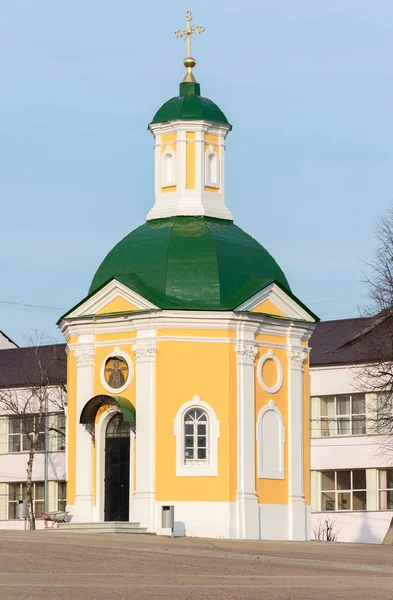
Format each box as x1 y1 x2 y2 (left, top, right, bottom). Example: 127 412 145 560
257 350 283 394
100 347 134 394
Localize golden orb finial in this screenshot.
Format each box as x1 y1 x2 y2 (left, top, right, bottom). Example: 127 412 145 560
174 11 205 82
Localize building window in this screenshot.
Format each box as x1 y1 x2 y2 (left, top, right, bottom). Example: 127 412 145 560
174 396 220 477
321 470 367 511
379 469 393 509
318 394 366 437
184 408 209 465
8 415 45 452
8 482 44 519
57 482 67 511
161 150 176 188
205 148 220 188
49 413 66 451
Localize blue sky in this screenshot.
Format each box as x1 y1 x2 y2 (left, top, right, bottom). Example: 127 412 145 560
0 1 392 345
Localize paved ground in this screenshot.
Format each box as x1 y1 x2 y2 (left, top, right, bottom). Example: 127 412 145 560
0 531 393 599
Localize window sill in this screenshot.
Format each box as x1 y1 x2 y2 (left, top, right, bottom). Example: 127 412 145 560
176 464 218 477
0 450 65 456
312 433 372 440
312 509 368 514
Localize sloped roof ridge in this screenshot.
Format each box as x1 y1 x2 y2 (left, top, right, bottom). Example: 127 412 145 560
0 330 18 348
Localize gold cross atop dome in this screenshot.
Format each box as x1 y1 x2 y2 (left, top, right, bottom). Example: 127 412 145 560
174 11 205 82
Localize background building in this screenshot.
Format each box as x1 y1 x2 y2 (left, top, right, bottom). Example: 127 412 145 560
310 316 393 543
0 343 67 528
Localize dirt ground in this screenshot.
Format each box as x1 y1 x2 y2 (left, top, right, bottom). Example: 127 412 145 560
0 531 393 599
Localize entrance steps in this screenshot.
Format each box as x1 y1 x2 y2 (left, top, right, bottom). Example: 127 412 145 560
56 521 150 534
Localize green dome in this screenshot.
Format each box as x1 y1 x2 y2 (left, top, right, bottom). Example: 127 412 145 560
89 217 290 310
151 82 230 126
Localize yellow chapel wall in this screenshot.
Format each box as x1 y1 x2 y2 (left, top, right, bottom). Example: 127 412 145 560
155 333 237 503
186 132 196 189
255 335 289 505
95 297 141 315
250 299 286 318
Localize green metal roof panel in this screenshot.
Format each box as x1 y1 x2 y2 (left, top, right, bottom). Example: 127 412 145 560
88 216 291 311
151 95 230 125
205 220 289 306
151 81 230 126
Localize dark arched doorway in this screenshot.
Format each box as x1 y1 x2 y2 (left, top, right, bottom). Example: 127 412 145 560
105 413 131 521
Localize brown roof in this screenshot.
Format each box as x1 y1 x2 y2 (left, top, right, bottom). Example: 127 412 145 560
0 344 66 388
309 315 391 367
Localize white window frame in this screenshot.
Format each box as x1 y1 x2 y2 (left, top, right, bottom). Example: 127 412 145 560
317 394 367 437
256 400 285 479
8 481 45 519
48 413 66 452
379 469 393 510
320 469 367 512
8 414 45 453
161 147 176 188
183 408 209 466
174 396 220 477
205 147 220 189
57 481 67 511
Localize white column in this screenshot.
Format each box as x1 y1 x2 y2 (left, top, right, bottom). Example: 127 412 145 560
72 343 95 522
194 129 204 198
235 338 259 539
153 135 161 203
287 345 308 540
366 469 379 511
131 336 157 532
177 130 187 200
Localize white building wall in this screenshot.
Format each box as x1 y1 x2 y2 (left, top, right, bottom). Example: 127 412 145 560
311 365 365 396
311 511 392 544
310 363 393 544
0 452 66 483
311 436 387 471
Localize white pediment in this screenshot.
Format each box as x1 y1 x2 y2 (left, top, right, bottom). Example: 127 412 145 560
67 279 158 319
234 283 316 323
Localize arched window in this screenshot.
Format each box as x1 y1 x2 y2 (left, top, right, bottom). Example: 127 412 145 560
205 148 220 189
161 149 176 188
257 400 285 479
174 396 220 476
106 413 131 438
184 408 208 465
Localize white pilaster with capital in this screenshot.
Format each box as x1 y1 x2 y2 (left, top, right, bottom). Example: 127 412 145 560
235 327 259 539
287 330 309 540
131 332 157 531
72 338 95 522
